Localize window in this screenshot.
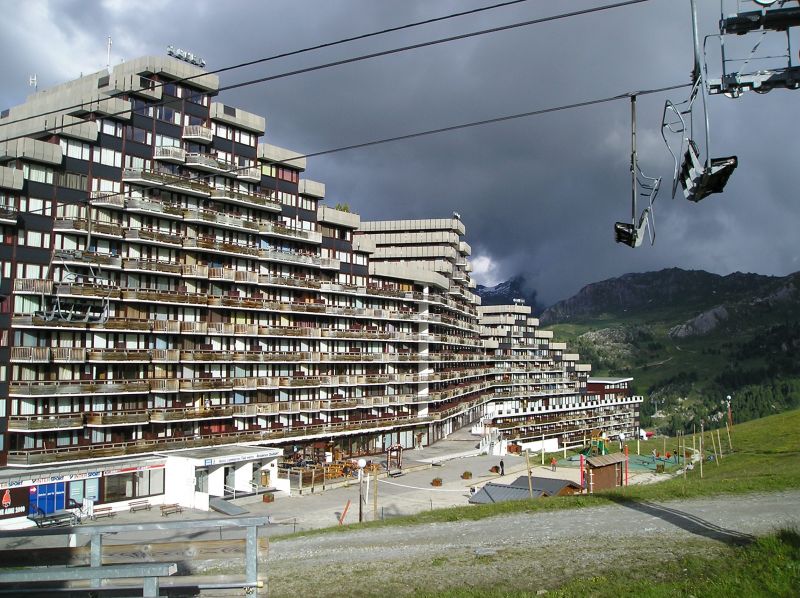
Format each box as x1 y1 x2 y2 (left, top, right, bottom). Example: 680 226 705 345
22 164 53 184
92 148 122 168
59 139 91 161
57 171 88 191
213 123 232 140
131 98 153 117
155 134 180 148
124 155 152 171
125 125 152 145
277 167 298 183
155 105 181 125
103 468 164 502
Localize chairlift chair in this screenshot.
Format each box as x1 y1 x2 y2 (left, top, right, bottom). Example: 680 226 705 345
709 0 800 96
614 95 660 248
661 0 738 203
47 266 112 324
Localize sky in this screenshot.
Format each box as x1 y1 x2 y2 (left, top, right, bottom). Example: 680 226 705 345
0 0 797 306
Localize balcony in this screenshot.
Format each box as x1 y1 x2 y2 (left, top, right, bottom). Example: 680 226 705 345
121 288 207 306
151 349 181 362
122 258 182 275
182 208 259 232
185 152 228 172
236 166 261 182
124 228 182 247
53 249 122 269
125 198 184 219
149 407 234 422
258 221 322 244
86 411 150 426
154 146 187 163
52 347 87 362
7 415 84 432
89 192 125 209
208 187 281 212
54 218 123 238
122 169 211 197
87 349 152 362
9 379 150 397
14 278 53 294
10 347 50 362
182 124 214 144
183 237 260 258
181 264 209 279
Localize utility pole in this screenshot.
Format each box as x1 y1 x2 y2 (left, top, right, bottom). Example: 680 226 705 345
525 450 533 498
372 468 378 521
699 422 704 479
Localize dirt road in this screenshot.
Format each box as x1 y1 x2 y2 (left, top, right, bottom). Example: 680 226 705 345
266 490 800 597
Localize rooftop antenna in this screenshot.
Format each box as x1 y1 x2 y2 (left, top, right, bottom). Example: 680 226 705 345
28 74 37 91
106 35 113 74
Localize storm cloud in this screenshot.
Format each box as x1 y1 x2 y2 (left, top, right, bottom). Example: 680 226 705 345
1 0 797 305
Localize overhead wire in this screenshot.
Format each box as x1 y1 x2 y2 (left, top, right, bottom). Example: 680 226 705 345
0 0 537 131
0 0 654 145
38 81 691 210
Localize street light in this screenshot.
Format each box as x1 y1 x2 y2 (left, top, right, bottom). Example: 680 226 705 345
357 458 366 523
726 395 733 428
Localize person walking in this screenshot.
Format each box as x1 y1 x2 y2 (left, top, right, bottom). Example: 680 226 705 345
499 459 505 476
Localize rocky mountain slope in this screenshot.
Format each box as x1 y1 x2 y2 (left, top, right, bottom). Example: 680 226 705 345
538 268 800 433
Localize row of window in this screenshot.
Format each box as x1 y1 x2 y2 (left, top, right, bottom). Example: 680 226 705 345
261 163 299 183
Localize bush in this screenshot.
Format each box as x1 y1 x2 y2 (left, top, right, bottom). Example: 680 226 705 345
431 477 443 487
461 471 472 479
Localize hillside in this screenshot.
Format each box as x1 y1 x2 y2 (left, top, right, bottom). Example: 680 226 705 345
540 268 800 433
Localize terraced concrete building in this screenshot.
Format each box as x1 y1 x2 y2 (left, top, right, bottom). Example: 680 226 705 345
478 303 641 451
0 55 640 524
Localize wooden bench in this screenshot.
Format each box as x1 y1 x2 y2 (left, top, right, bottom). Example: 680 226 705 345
160 503 183 516
91 506 116 520
129 499 152 512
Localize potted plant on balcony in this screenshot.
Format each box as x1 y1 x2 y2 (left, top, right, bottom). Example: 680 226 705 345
431 477 443 487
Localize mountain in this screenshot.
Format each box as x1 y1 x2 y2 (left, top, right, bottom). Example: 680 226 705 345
475 275 544 314
537 268 800 435
539 268 779 326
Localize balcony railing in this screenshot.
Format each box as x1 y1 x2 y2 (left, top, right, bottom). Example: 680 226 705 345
182 124 213 144
9 380 151 397
209 187 281 212
154 146 187 162
7 415 84 431
122 169 212 197
86 411 150 426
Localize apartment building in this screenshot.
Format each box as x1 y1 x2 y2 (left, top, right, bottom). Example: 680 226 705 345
479 303 641 452
0 55 640 525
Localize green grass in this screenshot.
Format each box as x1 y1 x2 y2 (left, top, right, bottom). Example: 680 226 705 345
274 409 800 542
412 528 800 597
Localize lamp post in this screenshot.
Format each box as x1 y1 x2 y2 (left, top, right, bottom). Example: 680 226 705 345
726 395 733 427
357 458 366 523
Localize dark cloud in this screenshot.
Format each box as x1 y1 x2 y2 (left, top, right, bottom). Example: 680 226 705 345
1 0 797 305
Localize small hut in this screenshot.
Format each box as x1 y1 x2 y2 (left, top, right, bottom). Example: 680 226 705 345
585 453 628 493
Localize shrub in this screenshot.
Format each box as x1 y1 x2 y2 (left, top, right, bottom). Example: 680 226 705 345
461 471 472 479
431 477 443 487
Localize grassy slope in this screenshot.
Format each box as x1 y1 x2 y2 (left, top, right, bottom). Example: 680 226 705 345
271 411 800 598
280 409 800 539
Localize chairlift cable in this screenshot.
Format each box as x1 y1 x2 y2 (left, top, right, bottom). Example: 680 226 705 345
0 0 655 144
35 80 691 210
0 0 538 131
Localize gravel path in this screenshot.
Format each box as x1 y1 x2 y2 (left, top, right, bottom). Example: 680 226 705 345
266 490 800 597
